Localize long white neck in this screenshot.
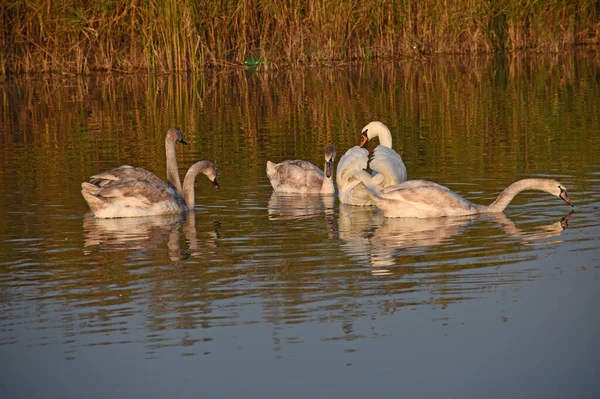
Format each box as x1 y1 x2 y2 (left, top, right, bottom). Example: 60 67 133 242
485 179 554 213
165 137 182 192
375 126 393 148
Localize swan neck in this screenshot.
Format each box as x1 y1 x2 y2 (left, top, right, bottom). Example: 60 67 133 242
182 170 200 211
486 179 541 213
166 138 182 192
320 161 335 194
182 161 212 210
377 128 393 148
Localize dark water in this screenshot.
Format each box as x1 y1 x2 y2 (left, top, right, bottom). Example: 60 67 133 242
1 52 600 398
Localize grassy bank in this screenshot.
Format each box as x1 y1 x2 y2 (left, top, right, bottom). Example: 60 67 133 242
1 0 599 75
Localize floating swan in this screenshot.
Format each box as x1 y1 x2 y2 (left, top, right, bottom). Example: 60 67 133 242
266 144 337 195
82 160 219 218
337 121 407 206
353 175 573 218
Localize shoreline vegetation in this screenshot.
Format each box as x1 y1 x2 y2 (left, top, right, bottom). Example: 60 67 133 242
1 0 599 75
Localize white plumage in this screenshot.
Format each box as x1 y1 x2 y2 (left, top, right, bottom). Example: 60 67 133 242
337 121 407 206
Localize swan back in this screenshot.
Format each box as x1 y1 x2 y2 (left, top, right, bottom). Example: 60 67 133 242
368 178 573 218
89 165 178 193
266 144 337 195
81 180 185 218
373 180 479 218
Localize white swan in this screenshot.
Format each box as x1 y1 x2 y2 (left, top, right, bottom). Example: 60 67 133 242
266 144 337 195
337 121 407 206
353 175 573 218
86 127 188 196
81 160 219 218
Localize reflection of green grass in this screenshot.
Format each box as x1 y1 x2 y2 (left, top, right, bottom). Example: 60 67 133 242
1 52 598 191
1 0 599 74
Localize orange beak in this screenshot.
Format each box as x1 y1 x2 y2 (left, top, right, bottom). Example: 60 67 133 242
359 133 368 148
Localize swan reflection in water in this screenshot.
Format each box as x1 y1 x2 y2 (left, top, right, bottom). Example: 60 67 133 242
338 204 473 274
267 193 337 238
492 211 572 244
337 204 573 274
83 211 220 261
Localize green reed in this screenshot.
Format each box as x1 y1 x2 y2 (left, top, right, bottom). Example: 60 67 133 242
0 0 598 74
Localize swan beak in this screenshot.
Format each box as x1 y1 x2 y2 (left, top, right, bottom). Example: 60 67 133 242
559 190 573 207
359 131 369 148
211 177 220 190
179 138 188 145
325 159 334 178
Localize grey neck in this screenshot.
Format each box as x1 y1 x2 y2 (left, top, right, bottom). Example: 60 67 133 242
166 138 182 193
182 161 212 210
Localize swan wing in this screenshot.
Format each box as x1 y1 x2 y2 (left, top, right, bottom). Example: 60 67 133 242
380 179 444 195
374 180 476 218
90 166 166 187
369 145 407 187
82 180 182 218
267 160 324 193
336 146 373 205
379 180 458 202
94 180 175 203
336 146 368 183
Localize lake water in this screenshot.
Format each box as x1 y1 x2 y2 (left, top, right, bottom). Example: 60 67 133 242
1 52 599 398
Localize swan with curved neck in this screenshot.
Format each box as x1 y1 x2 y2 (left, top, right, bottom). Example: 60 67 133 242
181 161 220 209
266 144 337 195
353 175 573 218
87 127 188 195
337 121 407 206
81 160 219 218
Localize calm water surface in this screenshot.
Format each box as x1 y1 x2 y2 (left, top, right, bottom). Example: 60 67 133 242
1 53 600 398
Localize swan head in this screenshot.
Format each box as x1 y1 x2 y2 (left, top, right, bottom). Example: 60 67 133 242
202 162 220 190
206 163 220 190
324 144 337 178
557 183 572 206
359 121 390 148
166 127 188 145
537 179 572 206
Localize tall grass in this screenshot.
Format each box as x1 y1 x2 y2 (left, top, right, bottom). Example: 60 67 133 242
1 0 599 75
